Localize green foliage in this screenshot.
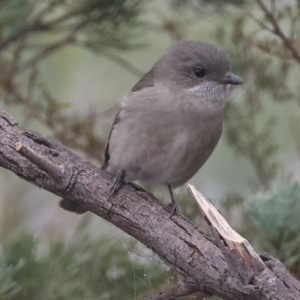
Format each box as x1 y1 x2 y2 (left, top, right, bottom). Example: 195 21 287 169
224 98 280 188
216 1 300 188
0 0 149 162
170 0 247 10
0 0 30 34
248 179 300 274
0 232 168 300
75 0 145 51
217 0 300 278
0 247 23 299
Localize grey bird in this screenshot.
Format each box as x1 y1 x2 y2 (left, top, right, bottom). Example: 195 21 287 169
102 40 243 215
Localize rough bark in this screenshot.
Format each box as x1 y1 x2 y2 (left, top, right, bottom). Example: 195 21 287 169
0 108 300 300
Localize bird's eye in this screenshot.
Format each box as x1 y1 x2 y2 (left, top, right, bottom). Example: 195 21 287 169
193 68 206 79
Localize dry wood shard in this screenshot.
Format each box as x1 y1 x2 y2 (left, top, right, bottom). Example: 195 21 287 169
188 184 265 281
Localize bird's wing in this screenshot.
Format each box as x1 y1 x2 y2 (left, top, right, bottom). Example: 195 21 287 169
130 68 155 92
102 69 155 169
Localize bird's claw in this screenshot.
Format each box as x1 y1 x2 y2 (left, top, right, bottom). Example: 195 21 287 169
107 169 125 201
165 202 178 217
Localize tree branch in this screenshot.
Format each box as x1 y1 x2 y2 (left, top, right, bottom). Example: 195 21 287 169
142 280 197 300
14 141 63 182
1 108 300 300
256 0 300 63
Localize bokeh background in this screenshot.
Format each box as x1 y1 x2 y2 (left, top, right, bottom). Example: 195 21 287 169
0 0 300 299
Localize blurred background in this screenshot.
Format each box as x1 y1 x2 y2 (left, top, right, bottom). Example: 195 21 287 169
0 0 300 299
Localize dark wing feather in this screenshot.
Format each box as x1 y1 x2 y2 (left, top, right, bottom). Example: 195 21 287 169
101 69 155 169
130 68 155 92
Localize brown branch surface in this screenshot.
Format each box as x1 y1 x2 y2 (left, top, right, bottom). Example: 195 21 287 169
142 280 197 300
0 109 300 300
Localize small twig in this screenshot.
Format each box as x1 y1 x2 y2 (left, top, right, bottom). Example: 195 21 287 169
142 281 196 300
256 0 300 63
2 82 101 161
71 39 145 78
18 19 89 72
18 38 72 72
102 52 145 78
14 142 63 181
0 21 49 52
0 3 84 52
248 13 274 33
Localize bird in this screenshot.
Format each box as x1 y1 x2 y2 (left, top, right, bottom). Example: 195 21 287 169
102 40 243 215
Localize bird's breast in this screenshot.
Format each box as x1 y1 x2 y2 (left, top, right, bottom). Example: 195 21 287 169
167 113 223 187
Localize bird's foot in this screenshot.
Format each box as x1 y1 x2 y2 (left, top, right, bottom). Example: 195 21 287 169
166 185 178 217
107 169 126 201
165 202 178 217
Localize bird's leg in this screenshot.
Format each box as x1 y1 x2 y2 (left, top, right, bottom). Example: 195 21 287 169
107 169 126 201
165 185 178 216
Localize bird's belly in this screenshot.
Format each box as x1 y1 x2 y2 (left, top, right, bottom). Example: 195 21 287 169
125 124 222 187
167 140 217 188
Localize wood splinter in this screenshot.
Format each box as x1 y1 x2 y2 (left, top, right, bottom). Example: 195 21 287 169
188 184 265 283
14 141 63 182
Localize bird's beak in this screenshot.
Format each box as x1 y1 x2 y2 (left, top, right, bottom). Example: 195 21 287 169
224 72 243 85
